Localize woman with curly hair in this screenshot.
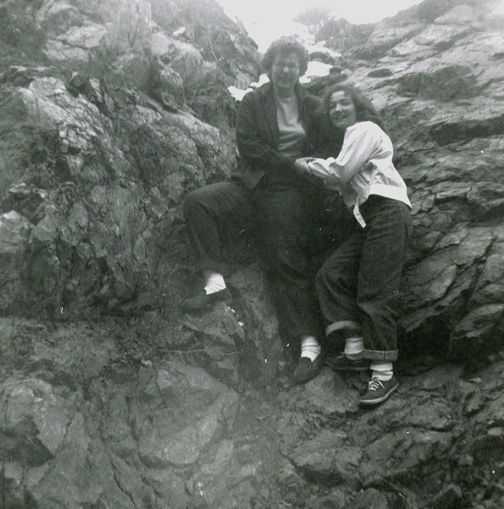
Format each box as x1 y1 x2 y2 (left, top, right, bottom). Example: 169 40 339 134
183 37 346 383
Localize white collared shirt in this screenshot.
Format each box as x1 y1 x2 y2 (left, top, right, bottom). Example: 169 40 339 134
307 121 411 227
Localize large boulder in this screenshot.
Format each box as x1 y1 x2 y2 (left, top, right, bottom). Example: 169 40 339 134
311 0 504 359
0 71 236 317
0 329 239 509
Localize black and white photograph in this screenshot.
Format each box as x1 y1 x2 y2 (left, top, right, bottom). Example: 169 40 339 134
1 0 503 507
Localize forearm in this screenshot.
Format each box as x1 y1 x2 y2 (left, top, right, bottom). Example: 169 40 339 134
307 124 380 184
307 158 357 185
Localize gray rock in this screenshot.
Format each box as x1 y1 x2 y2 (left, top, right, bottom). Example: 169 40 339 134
0 376 74 465
136 362 239 468
149 58 186 110
44 23 109 63
352 488 389 509
0 211 30 310
312 0 504 357
0 318 116 387
229 264 283 386
362 429 453 485
1 0 504 507
150 31 204 89
432 484 463 509
281 367 360 417
186 440 261 508
311 489 347 509
182 302 244 387
290 428 362 488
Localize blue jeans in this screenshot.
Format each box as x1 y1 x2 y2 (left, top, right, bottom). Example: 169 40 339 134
316 195 412 361
183 177 353 347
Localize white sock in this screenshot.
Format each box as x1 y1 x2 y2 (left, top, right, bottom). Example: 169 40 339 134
370 362 394 381
344 336 364 360
203 270 226 295
300 336 321 361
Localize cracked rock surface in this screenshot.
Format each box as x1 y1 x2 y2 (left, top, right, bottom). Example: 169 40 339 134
1 0 504 507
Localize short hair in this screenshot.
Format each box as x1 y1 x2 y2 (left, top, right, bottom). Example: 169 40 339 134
261 36 309 76
322 83 385 130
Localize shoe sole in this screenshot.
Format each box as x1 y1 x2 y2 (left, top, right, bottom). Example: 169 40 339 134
324 359 370 372
293 359 323 384
359 382 399 405
293 370 319 384
182 298 233 312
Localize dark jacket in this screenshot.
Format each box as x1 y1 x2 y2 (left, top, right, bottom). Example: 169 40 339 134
235 82 322 189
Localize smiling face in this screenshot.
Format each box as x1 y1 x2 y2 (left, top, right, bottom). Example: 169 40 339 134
328 90 358 130
270 51 301 98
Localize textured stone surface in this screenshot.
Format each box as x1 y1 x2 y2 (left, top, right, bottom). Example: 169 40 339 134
310 0 504 359
1 0 504 507
135 362 239 468
1 0 502 358
0 338 240 508
0 211 30 309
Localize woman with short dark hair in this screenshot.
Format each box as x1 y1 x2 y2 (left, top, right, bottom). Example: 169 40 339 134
183 36 343 384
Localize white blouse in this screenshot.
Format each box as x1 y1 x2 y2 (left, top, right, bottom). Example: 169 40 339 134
307 121 411 227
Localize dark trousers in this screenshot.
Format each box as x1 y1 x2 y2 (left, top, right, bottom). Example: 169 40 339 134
183 180 255 274
316 196 412 361
183 177 352 349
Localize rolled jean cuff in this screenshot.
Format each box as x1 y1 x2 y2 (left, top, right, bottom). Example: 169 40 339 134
325 320 361 337
363 348 398 362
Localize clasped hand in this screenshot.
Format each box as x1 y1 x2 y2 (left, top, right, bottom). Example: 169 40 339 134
294 157 322 184
294 157 316 175
294 157 340 191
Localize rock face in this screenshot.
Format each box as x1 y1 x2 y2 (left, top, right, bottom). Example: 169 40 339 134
0 327 239 508
1 0 504 507
0 0 260 321
312 0 504 360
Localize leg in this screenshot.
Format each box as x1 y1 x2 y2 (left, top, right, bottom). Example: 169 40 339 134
254 183 327 382
183 181 253 274
316 230 370 371
356 197 412 405
307 192 357 269
254 183 324 343
356 197 412 362
182 181 253 309
316 230 363 338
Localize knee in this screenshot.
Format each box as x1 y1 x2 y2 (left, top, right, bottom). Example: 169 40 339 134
357 292 398 319
183 187 207 218
316 261 347 294
316 263 330 293
356 300 375 316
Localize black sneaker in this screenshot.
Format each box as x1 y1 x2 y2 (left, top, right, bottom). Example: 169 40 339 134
359 376 399 405
181 288 232 312
325 354 370 372
293 355 323 384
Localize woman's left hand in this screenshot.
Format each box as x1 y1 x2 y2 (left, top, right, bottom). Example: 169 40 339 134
294 157 314 174
294 157 324 186
305 159 342 190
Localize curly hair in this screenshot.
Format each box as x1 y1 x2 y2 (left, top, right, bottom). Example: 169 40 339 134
322 83 386 131
261 36 309 76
